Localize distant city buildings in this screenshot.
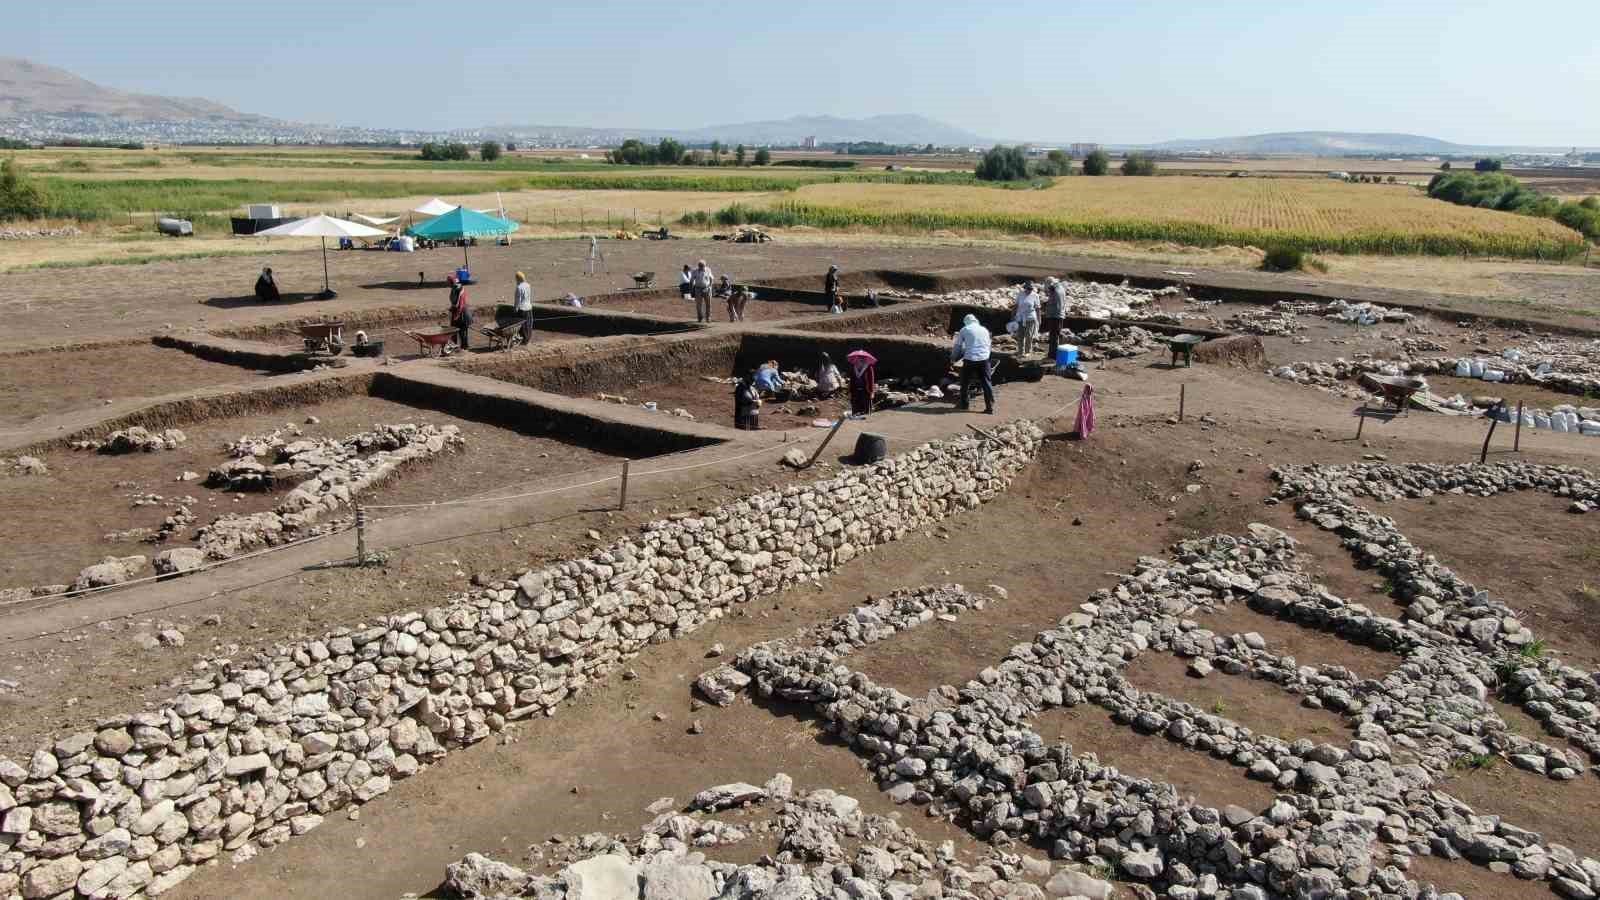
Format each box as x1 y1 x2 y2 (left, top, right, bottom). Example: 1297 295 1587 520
801 135 817 149
1069 143 1100 157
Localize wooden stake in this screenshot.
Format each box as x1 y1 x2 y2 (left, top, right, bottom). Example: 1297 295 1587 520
1355 406 1366 440
1514 400 1524 452
803 417 848 469
1178 384 1186 422
355 505 367 566
618 460 631 510
1479 409 1501 464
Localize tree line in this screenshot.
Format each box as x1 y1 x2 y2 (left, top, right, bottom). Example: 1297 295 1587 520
1427 170 1600 241
974 146 1155 181
606 138 771 167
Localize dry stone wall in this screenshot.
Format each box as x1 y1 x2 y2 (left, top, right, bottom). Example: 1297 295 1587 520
0 422 1042 900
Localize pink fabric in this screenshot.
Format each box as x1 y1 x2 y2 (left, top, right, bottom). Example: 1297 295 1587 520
1073 384 1096 438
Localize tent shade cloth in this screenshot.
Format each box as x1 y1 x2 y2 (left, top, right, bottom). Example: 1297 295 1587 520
407 206 521 269
352 213 400 226
412 198 456 217
255 214 386 297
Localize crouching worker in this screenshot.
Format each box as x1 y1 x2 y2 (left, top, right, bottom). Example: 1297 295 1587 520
734 375 761 430
952 314 995 414
255 267 280 302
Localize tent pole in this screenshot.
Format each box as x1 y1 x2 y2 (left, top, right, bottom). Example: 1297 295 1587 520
462 242 470 273
321 237 331 293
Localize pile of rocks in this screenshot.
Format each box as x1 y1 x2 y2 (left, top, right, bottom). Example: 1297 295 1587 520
3 456 48 476
71 428 187 454
936 280 1179 320
436 775 1111 900
1325 300 1414 326
1222 307 1304 337
196 423 463 558
0 226 81 241
1075 324 1164 359
0 422 1041 898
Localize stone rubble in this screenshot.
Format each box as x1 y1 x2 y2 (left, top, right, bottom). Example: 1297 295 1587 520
711 464 1600 900
195 423 463 559
3 457 49 477
433 776 1110 900
0 422 1041 899
927 280 1179 320
71 428 187 454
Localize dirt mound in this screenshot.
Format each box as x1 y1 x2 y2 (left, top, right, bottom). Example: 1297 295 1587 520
1195 334 1267 367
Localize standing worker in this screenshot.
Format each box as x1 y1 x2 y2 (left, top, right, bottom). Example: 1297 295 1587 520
733 375 761 430
1043 276 1067 360
952 314 995 414
824 264 843 313
845 349 877 420
679 264 693 302
691 259 714 323
447 274 471 352
584 234 605 276
513 271 534 346
1011 281 1041 356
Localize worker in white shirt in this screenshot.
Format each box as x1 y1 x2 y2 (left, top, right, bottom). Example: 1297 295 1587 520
951 314 995 414
1012 282 1041 356
691 260 714 323
513 271 534 345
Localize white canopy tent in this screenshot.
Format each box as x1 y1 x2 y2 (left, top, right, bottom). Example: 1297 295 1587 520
412 198 456 217
352 213 401 226
255 214 387 298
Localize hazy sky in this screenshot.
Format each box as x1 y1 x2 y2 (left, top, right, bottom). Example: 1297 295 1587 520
8 0 1598 145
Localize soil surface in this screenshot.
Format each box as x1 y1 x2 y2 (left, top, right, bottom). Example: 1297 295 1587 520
1382 493 1600 669
0 342 275 428
580 290 834 322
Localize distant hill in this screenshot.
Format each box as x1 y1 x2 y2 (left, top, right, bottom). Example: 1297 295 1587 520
0 57 267 121
1134 131 1538 156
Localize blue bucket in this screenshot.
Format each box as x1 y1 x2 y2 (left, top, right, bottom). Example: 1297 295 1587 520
1055 344 1079 368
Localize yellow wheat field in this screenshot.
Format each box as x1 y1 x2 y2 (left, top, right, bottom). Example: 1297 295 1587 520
770 178 1585 258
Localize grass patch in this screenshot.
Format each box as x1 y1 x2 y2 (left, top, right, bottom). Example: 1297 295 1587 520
34 175 531 220
1451 753 1501 772
7 249 264 272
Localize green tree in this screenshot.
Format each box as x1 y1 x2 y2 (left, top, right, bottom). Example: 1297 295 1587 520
735 144 746 166
1120 152 1158 176
0 157 48 220
710 140 722 164
974 145 1030 181
753 147 771 166
656 138 685 165
1082 149 1110 176
1439 161 1452 171
1475 158 1503 172
1040 149 1071 176
480 141 503 162
505 142 517 152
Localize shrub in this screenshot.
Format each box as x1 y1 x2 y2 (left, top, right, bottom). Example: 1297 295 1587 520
735 144 746 166
975 146 1031 181
753 148 771 166
772 159 856 169
1262 244 1306 272
479 141 502 162
1082 149 1110 176
1036 149 1072 176
1475 158 1503 172
419 141 471 161
1439 161 1452 171
0 157 48 220
1120 152 1158 176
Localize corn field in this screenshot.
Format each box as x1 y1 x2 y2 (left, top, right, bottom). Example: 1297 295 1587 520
740 179 1588 260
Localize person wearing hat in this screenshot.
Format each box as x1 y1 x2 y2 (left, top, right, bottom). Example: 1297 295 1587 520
1011 281 1041 356
513 271 534 346
1043 276 1068 360
824 264 843 313
733 373 761 430
446 273 471 351
691 259 714 323
951 314 995 414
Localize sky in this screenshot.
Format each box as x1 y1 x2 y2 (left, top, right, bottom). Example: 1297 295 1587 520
7 0 1599 146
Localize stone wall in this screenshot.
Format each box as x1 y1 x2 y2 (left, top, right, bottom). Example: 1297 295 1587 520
0 422 1042 899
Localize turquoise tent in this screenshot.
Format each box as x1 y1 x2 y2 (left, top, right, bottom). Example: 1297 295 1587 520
408 205 520 270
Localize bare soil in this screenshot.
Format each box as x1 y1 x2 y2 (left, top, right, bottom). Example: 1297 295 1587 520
1122 650 1352 745
580 291 830 322
605 377 855 431
0 342 273 428
0 393 621 595
1383 493 1600 669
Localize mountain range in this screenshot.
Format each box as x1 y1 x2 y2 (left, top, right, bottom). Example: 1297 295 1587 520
0 57 267 122
0 57 1585 154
